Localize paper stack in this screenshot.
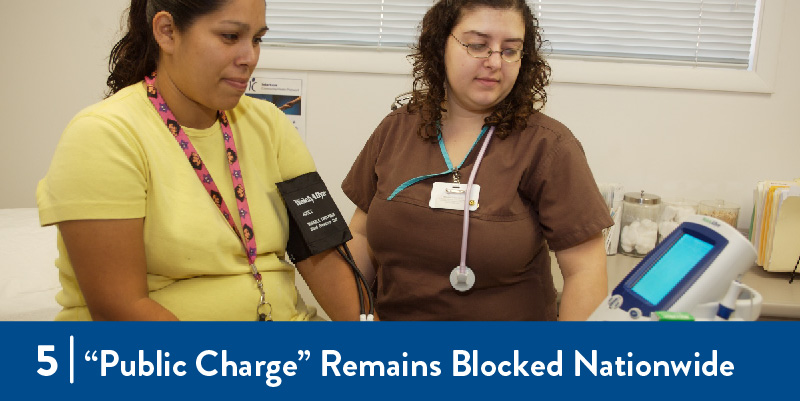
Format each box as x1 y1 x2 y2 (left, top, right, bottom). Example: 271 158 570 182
598 183 624 255
750 180 800 272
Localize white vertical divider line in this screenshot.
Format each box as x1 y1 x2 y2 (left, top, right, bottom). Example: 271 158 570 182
70 335 74 384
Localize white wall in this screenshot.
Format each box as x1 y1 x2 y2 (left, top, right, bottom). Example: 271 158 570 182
0 0 128 207
3 0 799 234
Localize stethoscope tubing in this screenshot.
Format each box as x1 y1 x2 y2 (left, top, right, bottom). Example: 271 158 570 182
458 126 495 274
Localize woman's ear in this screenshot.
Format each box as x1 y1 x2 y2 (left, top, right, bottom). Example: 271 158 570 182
152 11 177 54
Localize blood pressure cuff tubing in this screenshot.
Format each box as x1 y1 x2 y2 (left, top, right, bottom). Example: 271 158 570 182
276 172 353 264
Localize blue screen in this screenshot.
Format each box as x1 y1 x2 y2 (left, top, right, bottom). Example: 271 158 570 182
630 233 714 306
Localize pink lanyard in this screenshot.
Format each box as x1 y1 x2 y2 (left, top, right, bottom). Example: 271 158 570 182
144 73 271 320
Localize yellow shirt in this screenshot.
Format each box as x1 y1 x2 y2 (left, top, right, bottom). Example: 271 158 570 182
37 82 317 321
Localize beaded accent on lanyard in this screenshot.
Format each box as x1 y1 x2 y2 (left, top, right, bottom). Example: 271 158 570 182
143 73 271 321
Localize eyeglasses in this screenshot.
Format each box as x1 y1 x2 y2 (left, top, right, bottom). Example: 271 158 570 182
450 34 523 63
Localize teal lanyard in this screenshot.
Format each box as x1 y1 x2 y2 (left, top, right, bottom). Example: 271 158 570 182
387 125 489 200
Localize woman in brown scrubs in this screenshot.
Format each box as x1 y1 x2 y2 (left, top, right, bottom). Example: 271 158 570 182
342 0 613 321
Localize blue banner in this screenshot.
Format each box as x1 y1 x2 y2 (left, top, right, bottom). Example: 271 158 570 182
2 322 796 400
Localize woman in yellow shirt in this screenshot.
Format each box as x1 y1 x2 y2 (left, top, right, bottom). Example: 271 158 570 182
37 0 360 321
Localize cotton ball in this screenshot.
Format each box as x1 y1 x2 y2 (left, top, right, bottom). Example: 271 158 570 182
627 223 642 252
620 225 635 253
635 237 656 254
659 221 680 239
660 206 678 222
675 206 696 223
621 219 660 254
621 221 641 253
635 219 658 254
640 218 658 232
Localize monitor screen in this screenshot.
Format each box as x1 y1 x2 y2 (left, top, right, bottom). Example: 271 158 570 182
631 233 715 306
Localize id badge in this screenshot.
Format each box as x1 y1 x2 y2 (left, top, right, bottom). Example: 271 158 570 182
429 182 480 211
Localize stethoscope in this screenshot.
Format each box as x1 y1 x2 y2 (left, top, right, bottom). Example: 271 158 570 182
449 126 494 292
388 125 495 293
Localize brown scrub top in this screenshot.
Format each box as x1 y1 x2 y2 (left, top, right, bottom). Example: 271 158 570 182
342 106 613 320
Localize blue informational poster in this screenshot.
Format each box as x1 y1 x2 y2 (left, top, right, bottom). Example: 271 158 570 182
2 322 797 400
245 72 307 140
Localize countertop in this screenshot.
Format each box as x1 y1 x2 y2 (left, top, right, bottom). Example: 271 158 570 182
551 254 800 321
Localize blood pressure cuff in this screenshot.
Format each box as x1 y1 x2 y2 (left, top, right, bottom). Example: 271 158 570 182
276 172 353 264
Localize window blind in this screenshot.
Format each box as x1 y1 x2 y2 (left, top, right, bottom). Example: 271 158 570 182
264 0 433 47
263 0 759 68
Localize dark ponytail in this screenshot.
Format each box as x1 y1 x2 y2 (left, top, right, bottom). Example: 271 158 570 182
107 0 156 96
106 0 229 96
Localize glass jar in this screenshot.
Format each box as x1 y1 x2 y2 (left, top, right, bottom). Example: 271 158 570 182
697 199 740 228
658 199 698 243
618 191 661 257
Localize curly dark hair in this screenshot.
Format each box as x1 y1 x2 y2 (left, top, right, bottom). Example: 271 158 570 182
407 0 550 140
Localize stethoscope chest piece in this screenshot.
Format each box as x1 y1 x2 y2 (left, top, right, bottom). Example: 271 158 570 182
450 266 475 292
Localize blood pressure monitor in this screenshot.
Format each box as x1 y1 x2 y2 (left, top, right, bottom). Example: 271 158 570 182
589 214 760 321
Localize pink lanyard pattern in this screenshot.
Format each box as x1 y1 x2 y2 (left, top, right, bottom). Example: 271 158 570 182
144 73 271 320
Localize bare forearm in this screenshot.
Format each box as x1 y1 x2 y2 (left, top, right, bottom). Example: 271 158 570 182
558 270 607 321
91 298 179 321
296 250 362 321
555 233 608 321
60 218 178 321
348 208 377 286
